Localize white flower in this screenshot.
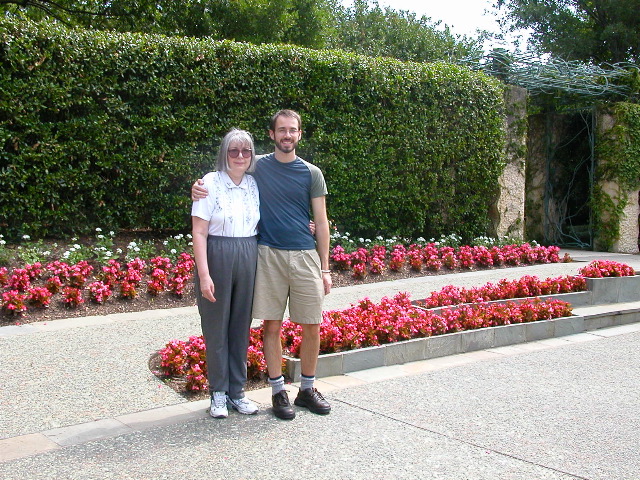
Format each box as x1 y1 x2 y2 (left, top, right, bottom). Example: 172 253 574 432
109 231 115 236
95 227 102 232
22 235 31 240
97 235 104 239
171 249 177 254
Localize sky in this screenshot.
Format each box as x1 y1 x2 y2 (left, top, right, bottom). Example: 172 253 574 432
341 0 526 51
375 0 501 37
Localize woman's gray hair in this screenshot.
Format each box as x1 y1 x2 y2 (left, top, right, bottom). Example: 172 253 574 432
215 128 256 173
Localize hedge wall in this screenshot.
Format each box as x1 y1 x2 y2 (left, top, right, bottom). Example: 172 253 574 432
0 19 506 241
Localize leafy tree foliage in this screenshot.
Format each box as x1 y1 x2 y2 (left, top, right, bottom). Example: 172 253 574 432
0 0 338 48
0 0 479 61
494 0 640 63
329 0 481 62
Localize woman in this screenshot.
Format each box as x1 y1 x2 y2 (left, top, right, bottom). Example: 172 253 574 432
191 128 260 418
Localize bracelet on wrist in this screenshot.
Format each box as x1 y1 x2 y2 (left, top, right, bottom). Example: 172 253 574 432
321 269 331 273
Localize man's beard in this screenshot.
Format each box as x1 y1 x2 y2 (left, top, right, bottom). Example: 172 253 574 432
275 138 297 153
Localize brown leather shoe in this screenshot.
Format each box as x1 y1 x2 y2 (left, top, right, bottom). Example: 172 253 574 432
294 388 331 415
272 390 295 420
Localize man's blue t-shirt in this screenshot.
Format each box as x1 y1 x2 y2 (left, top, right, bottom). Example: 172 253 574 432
253 153 327 250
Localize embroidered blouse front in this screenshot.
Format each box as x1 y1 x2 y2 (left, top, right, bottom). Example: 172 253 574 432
191 171 260 237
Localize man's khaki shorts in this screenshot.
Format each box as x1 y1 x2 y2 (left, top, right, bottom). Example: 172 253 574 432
252 245 324 324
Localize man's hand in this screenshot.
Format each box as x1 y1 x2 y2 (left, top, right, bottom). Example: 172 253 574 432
191 179 208 201
322 272 332 295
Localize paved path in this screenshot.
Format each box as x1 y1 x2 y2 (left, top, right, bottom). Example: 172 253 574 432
0 249 638 479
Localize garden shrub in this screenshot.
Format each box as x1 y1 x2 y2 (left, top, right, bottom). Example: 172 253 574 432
0 18 505 241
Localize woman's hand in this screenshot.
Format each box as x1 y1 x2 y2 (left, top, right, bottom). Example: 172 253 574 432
199 276 216 303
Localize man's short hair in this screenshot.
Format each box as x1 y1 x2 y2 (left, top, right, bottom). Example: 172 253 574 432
269 109 302 131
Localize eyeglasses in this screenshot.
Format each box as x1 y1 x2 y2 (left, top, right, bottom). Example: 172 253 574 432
275 128 300 136
228 148 252 158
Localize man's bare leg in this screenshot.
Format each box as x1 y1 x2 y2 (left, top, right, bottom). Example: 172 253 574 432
299 323 320 377
294 323 331 415
262 319 283 378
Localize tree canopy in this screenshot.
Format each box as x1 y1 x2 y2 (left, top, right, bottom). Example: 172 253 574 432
0 0 480 62
494 0 640 64
329 0 480 62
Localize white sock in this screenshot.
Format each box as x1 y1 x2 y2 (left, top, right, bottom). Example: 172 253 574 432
300 374 315 391
268 375 285 395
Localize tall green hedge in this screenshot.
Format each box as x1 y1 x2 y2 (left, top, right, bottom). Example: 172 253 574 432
0 19 506 241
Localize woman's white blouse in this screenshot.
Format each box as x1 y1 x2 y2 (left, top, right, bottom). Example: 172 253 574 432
191 171 260 237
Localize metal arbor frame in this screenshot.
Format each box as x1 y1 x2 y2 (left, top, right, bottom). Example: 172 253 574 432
464 50 637 99
461 52 637 247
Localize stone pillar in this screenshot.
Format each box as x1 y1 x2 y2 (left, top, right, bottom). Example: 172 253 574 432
524 114 546 242
613 188 639 253
595 109 640 254
490 85 527 240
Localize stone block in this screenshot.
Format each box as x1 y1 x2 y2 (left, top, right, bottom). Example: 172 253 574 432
584 314 616 331
425 333 463 359
614 311 640 326
286 351 345 381
384 337 427 366
460 328 495 352
617 276 640 302
525 320 554 342
553 316 585 337
493 323 527 347
546 291 593 307
342 345 385 373
315 352 345 379
586 277 622 304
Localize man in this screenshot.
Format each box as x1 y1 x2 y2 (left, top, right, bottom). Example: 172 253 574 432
192 109 332 420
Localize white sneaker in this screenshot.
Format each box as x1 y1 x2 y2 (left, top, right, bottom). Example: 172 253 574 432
210 392 228 418
227 396 259 415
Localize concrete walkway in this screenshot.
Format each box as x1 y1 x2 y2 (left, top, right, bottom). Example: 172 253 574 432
0 249 639 479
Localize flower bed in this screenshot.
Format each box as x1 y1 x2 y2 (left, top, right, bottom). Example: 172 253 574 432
158 260 637 392
414 274 586 308
159 295 573 392
160 269 627 391
331 242 564 278
0 240 567 320
282 293 573 357
0 254 195 317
